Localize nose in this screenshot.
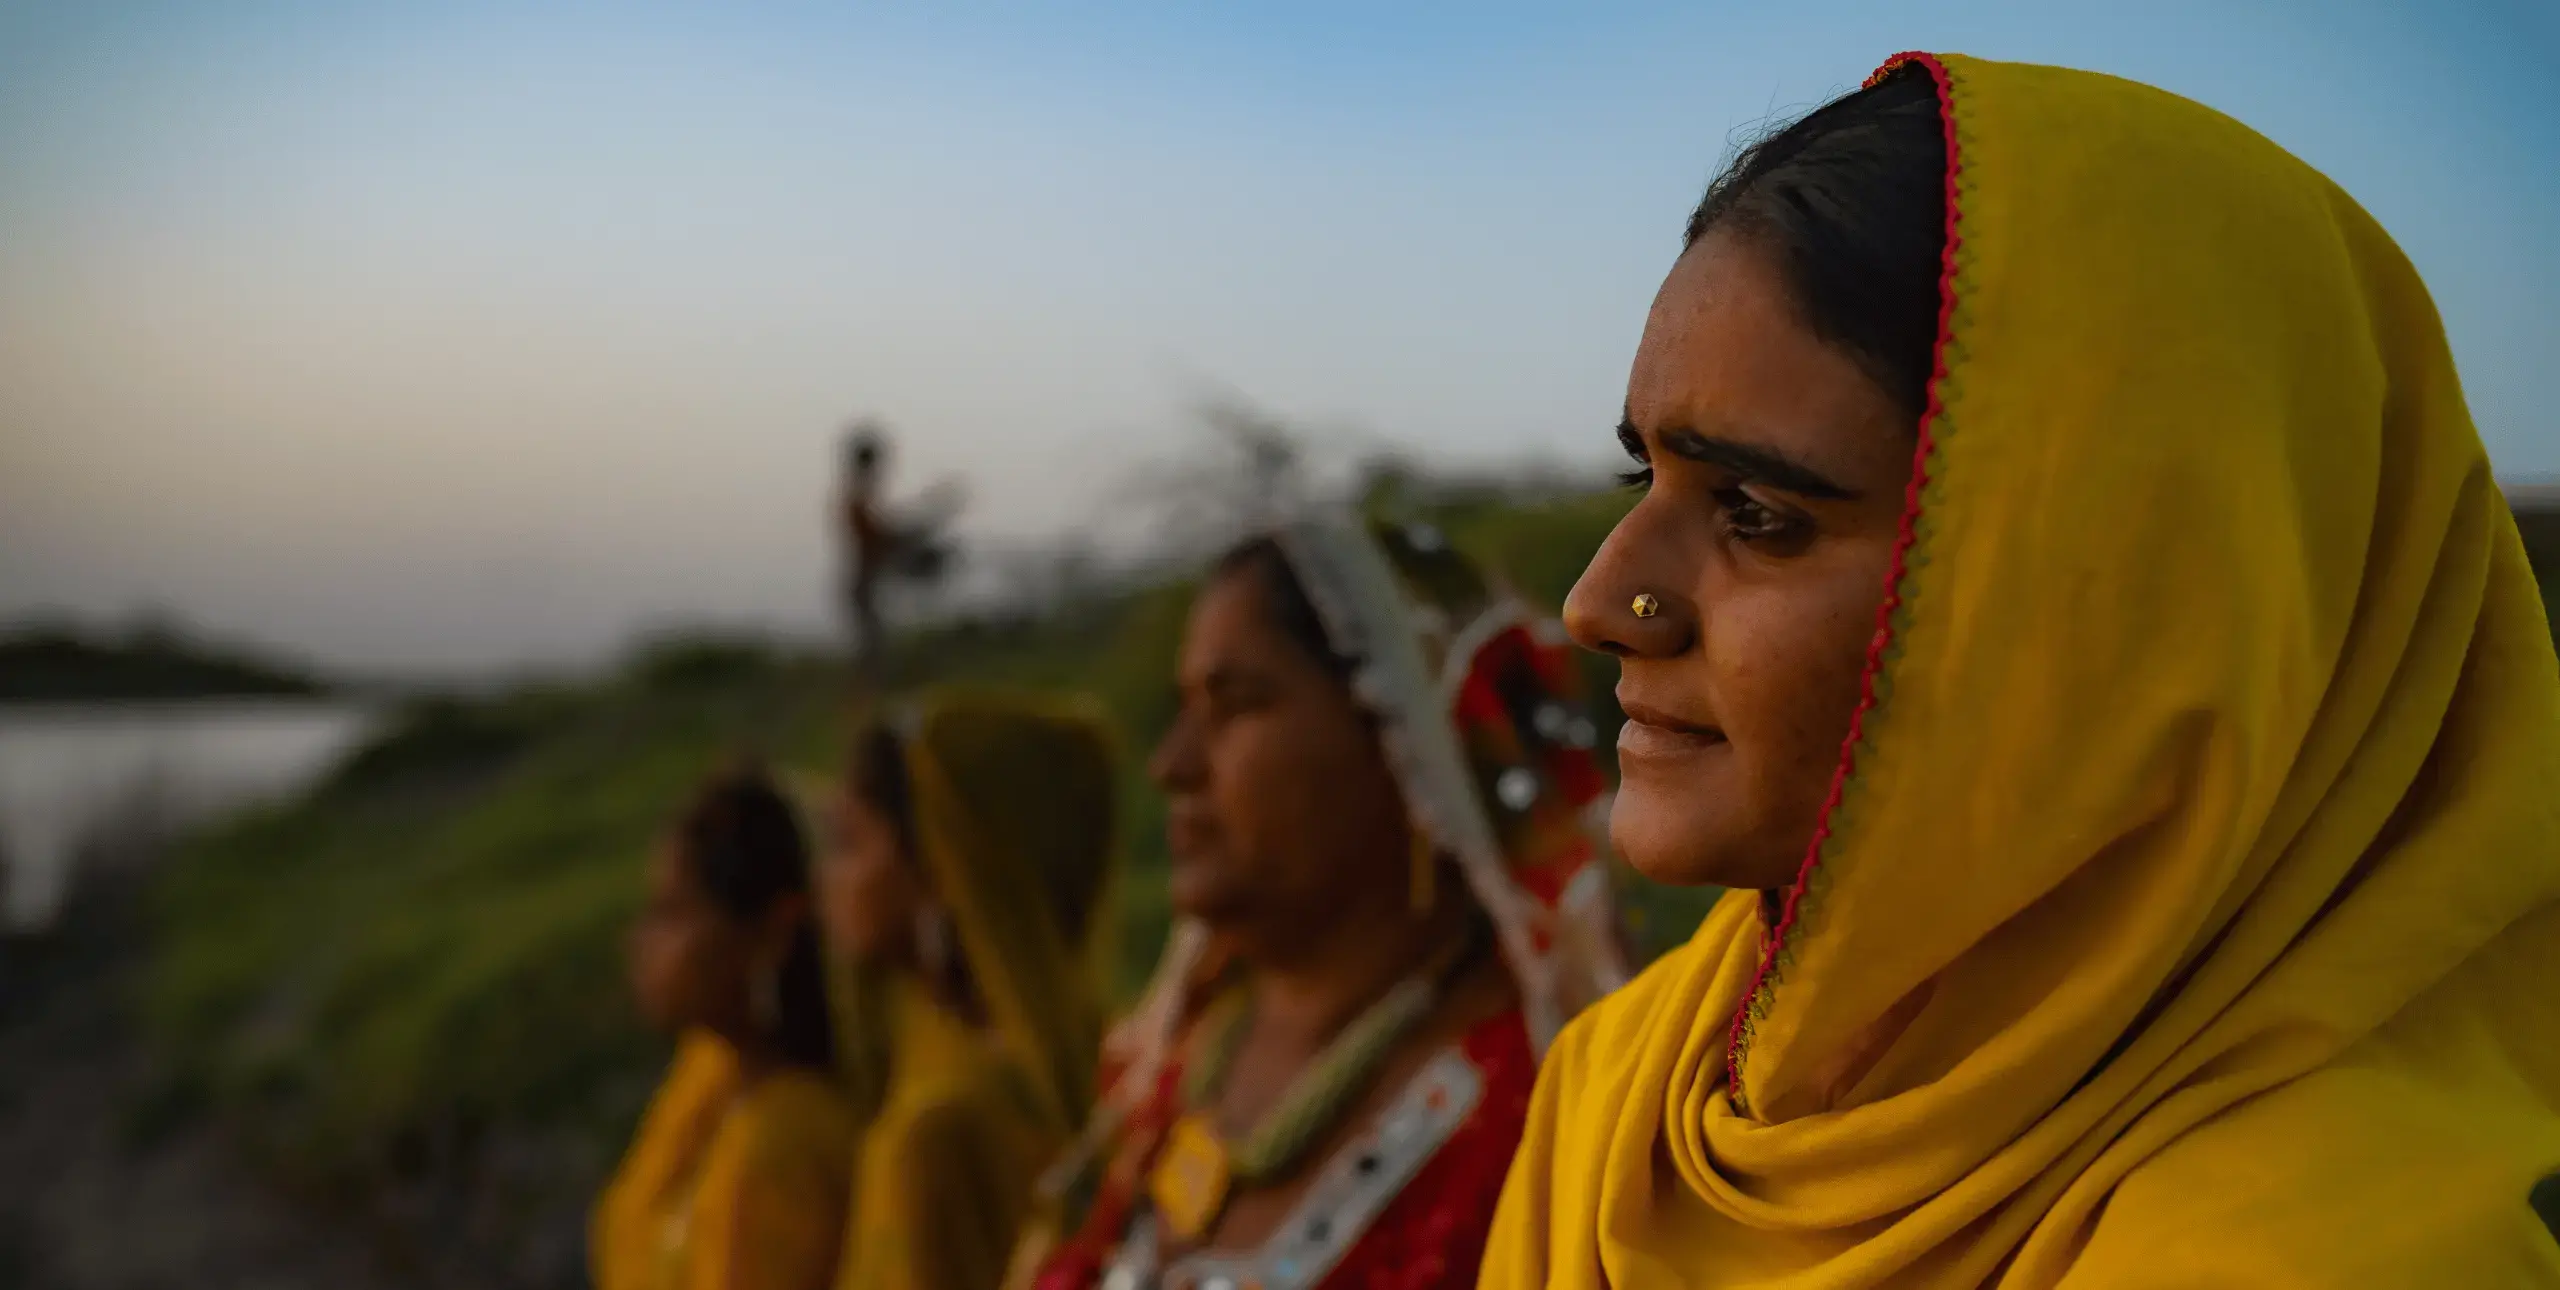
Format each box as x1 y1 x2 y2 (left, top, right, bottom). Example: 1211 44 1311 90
1149 708 1206 793
1563 504 1694 660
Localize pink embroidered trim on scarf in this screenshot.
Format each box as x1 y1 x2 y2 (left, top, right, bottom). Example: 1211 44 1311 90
1723 50 1965 1110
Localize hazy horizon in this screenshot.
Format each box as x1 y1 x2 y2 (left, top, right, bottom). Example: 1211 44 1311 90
6 3 2555 675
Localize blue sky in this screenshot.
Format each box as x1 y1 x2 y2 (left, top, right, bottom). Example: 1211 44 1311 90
2 2 2553 672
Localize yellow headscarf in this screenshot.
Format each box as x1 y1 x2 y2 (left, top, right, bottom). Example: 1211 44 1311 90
831 690 1120 1290
1485 51 2560 1287
894 688 1118 1136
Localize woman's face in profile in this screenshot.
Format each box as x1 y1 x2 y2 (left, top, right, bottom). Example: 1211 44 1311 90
1150 568 1411 940
815 788 925 965
628 840 751 1034
1567 228 1919 891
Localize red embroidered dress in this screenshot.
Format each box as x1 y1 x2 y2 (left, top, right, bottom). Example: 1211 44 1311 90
1032 1011 1534 1290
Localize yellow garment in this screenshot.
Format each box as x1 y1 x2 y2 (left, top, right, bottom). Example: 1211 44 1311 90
845 974 1067 1290
1485 52 2560 1289
838 690 1119 1290
594 1030 859 1290
826 950 901 1130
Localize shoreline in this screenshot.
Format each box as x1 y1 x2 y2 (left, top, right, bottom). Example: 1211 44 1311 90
0 828 408 1289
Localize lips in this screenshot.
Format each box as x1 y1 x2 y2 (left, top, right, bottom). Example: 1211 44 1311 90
1616 696 1727 761
1164 806 1221 863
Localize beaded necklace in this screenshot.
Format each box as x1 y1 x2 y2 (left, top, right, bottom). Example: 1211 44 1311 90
1144 927 1479 1242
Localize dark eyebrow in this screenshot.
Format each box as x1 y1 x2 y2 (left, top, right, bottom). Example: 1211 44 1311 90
1615 419 1647 462
1200 663 1269 699
1616 415 1858 501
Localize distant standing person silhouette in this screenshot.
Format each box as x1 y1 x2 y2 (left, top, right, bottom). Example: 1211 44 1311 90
838 423 892 676
835 421 962 683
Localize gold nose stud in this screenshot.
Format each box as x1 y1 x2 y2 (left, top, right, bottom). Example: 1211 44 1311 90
1631 593 1660 619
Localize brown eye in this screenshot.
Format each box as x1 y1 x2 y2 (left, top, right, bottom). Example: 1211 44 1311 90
1203 685 1251 725
1714 488 1807 546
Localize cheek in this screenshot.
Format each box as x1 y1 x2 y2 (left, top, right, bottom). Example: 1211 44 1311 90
1205 724 1297 851
1701 555 1897 834
1245 721 1402 880
1207 716 1362 861
1717 580 1877 750
838 858 909 949
813 858 865 944
632 924 693 1006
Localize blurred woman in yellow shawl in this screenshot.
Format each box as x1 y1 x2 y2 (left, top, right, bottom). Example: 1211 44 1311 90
594 765 859 1290
1484 51 2560 1287
814 691 1119 1290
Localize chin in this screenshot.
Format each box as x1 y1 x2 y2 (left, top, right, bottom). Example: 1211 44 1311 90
1164 865 1233 924
1608 792 1793 891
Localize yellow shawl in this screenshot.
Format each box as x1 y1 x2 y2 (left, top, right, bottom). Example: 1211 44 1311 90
1484 52 2560 1288
593 1029 858 1290
839 690 1119 1290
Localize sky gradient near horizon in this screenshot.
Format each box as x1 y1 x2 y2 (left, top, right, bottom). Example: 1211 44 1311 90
4 2 2555 674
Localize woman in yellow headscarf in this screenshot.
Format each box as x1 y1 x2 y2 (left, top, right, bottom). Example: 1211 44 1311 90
814 691 1120 1290
594 765 859 1290
1485 51 2560 1287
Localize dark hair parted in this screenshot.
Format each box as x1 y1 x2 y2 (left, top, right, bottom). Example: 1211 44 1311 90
673 763 833 1070
1686 62 1947 421
845 721 919 868
1211 536 1356 684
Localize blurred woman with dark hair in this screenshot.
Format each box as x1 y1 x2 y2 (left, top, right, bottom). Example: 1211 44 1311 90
594 764 857 1290
816 691 1121 1290
1018 516 1630 1290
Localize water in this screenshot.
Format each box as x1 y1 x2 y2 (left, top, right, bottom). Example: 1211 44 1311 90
0 701 379 929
